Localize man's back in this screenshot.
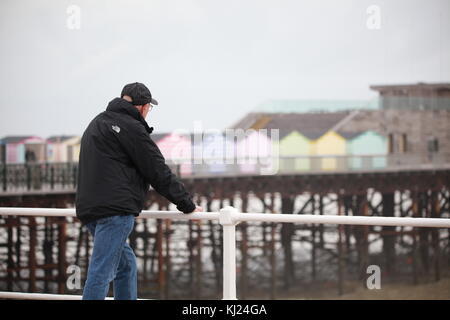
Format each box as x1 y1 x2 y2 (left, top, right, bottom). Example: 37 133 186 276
77 83 200 300
76 97 196 225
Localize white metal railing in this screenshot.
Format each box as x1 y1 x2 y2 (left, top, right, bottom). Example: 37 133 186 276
0 292 109 300
0 291 149 300
0 206 450 300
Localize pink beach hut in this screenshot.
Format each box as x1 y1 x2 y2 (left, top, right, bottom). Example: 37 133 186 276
236 130 276 174
1 136 46 164
155 132 192 176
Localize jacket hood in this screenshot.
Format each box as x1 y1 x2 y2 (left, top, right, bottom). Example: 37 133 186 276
106 97 154 134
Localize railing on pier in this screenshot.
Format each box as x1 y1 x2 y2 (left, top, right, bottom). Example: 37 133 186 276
1 155 448 193
0 206 449 300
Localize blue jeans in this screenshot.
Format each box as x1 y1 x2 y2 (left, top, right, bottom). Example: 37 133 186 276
82 215 137 300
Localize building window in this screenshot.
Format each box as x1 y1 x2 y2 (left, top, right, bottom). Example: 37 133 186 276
388 133 394 154
399 133 407 153
388 133 408 154
427 136 439 153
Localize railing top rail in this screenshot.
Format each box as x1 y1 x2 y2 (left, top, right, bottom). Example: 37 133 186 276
233 212 450 228
0 207 449 228
0 291 149 300
0 207 219 221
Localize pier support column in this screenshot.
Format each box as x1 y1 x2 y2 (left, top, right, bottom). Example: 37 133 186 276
382 192 396 276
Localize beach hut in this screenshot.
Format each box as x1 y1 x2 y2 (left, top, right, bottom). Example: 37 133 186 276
0 136 46 164
343 130 387 169
191 132 235 176
278 130 313 171
236 129 276 175
265 112 351 172
69 137 82 163
155 132 192 176
0 141 5 163
46 136 81 163
312 131 347 170
230 111 354 172
264 116 313 172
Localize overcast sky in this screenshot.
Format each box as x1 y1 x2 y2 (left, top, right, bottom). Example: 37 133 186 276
0 0 449 138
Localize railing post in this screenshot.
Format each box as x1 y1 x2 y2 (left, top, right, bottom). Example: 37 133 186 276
50 165 55 190
26 164 31 190
219 206 238 300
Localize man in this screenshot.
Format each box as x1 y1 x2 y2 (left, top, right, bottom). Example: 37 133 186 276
76 82 202 300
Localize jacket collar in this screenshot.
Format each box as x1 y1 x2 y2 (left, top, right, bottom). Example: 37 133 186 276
106 98 154 134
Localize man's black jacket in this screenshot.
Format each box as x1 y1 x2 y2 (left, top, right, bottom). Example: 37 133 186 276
75 98 196 225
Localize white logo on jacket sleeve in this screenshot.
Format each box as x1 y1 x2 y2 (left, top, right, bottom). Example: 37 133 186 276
112 125 121 133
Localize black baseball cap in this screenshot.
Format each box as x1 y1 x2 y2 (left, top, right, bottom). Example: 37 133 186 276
121 82 158 106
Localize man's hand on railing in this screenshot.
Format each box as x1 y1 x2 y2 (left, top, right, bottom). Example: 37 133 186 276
188 205 203 223
192 205 203 213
